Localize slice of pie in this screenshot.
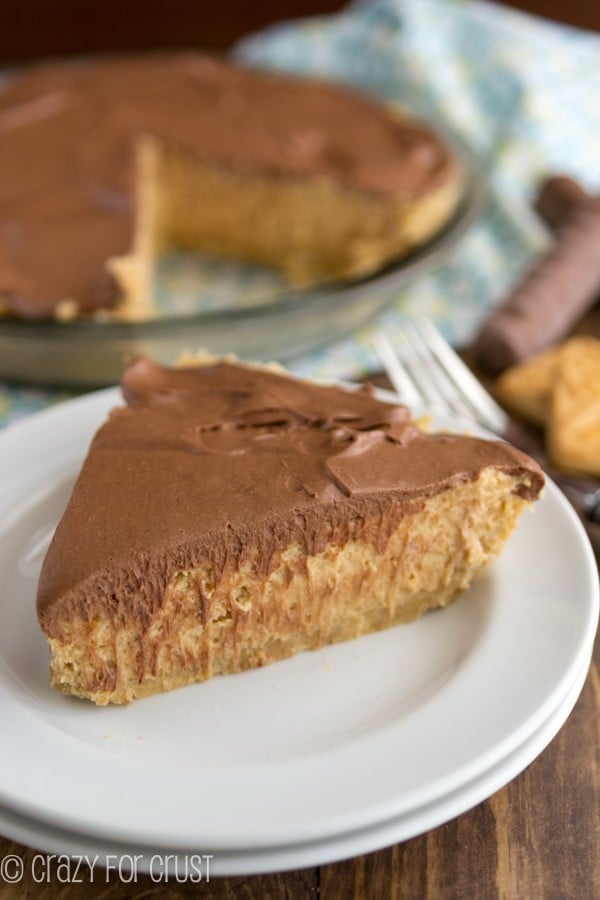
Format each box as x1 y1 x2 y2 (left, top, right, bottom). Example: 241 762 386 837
37 358 544 705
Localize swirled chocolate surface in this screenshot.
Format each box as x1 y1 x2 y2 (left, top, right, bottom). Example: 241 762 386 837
37 359 543 630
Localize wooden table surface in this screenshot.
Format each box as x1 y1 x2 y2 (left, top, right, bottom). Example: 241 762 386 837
1 2 599 897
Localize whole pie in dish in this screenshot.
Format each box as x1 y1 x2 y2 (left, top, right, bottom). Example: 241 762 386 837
0 53 462 321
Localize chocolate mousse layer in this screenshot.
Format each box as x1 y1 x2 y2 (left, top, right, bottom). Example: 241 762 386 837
37 359 544 636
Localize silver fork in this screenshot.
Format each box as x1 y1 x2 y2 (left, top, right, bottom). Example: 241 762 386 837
372 317 600 527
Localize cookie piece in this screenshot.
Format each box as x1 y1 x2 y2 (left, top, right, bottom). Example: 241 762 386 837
548 336 600 476
494 345 560 427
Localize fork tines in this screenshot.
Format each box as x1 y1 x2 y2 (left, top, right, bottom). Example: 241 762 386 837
372 318 508 434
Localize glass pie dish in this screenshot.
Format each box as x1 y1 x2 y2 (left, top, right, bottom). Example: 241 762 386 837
0 135 485 388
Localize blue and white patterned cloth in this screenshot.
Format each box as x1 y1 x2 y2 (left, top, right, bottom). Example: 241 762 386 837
236 0 600 376
2 0 600 426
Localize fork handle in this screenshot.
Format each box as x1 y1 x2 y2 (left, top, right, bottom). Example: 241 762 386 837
534 175 599 233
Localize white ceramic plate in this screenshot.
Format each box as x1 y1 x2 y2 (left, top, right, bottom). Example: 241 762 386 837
0 389 597 852
0 652 590 876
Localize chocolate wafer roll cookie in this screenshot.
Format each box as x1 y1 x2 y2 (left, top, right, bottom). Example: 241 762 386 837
535 175 599 232
472 201 600 374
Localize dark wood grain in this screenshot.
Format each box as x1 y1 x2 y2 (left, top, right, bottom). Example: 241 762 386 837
0 0 346 63
0 0 596 65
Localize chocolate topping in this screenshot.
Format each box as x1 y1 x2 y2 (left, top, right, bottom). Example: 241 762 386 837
0 53 457 319
37 360 543 633
535 175 600 233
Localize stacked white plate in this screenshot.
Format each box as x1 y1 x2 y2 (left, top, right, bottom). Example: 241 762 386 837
0 389 597 876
